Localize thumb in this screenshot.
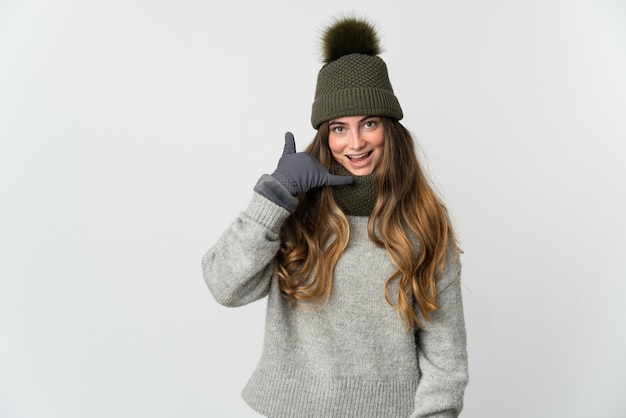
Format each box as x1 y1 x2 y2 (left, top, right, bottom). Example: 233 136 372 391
326 173 354 186
282 132 296 155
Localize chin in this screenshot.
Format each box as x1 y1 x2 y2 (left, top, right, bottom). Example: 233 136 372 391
344 166 375 176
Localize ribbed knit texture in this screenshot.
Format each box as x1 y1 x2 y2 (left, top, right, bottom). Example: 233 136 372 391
311 53 403 128
202 179 468 417
243 365 417 417
332 166 378 216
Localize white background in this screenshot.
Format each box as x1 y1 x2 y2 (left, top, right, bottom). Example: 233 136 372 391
1 1 625 417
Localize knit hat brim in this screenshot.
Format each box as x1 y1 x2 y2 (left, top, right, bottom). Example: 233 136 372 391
311 87 403 129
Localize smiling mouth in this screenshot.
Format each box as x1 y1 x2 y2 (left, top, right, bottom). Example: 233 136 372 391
346 150 372 161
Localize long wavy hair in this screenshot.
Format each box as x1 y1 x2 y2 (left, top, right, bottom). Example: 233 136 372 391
276 117 459 331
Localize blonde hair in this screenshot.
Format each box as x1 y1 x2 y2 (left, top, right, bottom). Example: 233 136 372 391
276 118 459 331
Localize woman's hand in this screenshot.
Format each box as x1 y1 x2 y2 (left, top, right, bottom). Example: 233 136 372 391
272 132 353 195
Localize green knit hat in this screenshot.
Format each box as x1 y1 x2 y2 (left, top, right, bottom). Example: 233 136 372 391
311 16 403 129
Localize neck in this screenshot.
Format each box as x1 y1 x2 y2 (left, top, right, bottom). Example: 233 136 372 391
332 166 378 216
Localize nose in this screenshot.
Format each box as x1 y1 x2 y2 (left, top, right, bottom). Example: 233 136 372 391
349 130 365 149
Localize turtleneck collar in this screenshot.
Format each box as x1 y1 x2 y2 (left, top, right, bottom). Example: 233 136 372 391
332 165 378 216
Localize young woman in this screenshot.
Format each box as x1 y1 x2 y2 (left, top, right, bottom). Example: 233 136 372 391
202 16 468 418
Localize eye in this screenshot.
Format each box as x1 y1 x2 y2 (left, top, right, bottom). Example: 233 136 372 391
332 125 346 134
363 120 378 129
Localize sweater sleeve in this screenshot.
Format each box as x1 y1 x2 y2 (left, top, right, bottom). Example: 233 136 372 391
201 190 293 307
410 251 469 418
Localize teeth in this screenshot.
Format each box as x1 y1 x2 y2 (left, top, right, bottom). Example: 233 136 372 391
348 151 370 160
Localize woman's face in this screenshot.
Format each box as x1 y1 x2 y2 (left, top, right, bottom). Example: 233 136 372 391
327 115 384 176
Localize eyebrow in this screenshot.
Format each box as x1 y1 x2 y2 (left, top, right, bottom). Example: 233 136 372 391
329 115 377 125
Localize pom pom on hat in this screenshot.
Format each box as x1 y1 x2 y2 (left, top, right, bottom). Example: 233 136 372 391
321 16 381 63
311 15 403 129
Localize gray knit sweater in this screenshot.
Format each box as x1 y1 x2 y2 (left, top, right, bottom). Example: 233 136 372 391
202 187 468 417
